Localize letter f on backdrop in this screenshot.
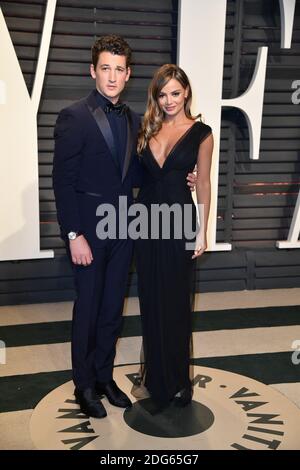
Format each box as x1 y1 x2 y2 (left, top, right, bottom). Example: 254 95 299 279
178 0 297 251
0 1 56 261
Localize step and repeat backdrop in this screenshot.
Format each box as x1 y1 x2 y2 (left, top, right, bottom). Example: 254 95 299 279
0 0 300 304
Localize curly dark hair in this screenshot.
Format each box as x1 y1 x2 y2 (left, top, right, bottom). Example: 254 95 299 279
92 35 132 68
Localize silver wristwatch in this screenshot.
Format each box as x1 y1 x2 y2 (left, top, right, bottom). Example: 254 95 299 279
67 231 82 240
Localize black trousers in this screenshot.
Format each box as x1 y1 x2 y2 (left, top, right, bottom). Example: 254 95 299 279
69 238 133 390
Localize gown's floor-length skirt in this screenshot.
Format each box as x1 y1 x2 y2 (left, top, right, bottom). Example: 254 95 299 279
136 237 195 406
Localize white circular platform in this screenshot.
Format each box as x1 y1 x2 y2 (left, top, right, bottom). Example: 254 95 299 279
30 365 300 450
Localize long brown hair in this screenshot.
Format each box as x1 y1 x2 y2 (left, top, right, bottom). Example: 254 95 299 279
137 64 202 154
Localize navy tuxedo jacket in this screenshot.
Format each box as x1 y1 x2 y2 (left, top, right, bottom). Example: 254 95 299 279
52 89 142 243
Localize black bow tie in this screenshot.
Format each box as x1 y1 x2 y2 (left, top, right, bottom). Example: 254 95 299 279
104 101 128 116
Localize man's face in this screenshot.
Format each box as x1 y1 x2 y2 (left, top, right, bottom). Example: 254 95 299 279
90 51 131 103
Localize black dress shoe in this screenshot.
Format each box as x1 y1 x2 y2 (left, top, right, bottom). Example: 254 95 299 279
173 387 193 407
74 387 107 418
95 380 132 408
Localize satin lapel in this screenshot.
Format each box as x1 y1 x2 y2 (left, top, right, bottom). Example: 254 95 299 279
86 102 120 174
122 110 134 183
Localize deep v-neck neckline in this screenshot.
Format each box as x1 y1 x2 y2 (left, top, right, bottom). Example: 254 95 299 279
148 121 197 170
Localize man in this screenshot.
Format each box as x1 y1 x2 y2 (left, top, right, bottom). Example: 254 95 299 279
53 35 196 418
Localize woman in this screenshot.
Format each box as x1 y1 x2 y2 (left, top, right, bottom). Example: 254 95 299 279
135 64 213 412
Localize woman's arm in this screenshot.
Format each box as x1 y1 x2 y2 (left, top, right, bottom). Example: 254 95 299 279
193 133 214 258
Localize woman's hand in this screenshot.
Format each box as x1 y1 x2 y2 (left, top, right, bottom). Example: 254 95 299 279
192 232 207 259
